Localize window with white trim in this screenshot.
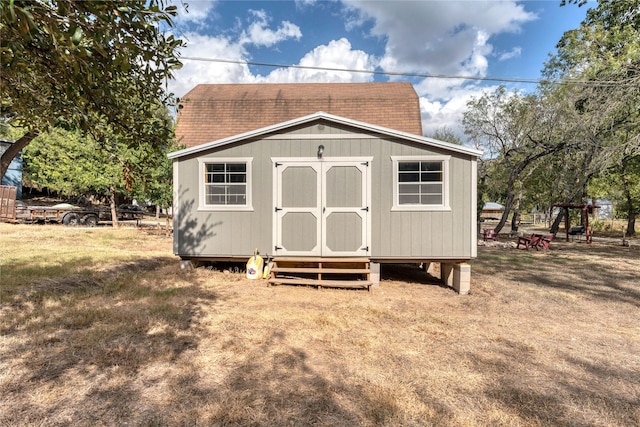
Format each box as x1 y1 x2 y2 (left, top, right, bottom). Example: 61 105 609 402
199 158 252 210
392 156 450 210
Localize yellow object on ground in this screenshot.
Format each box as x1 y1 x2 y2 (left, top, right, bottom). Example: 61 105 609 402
246 249 264 280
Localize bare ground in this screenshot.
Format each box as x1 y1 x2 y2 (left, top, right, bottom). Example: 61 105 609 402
0 224 639 426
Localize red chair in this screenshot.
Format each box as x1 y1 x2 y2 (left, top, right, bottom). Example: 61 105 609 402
483 229 499 241
517 234 543 250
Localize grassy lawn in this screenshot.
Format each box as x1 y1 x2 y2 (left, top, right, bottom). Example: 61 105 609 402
1 223 639 426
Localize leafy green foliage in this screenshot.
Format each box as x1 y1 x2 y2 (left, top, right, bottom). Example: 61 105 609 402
22 125 179 209
0 0 184 178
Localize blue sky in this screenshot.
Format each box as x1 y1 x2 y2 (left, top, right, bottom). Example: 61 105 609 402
168 0 595 138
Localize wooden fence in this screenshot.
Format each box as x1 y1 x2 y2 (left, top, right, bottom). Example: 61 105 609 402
0 185 17 222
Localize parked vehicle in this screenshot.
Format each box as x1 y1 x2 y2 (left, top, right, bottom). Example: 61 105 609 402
0 185 144 226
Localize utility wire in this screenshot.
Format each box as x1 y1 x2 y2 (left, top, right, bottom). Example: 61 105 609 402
180 56 625 87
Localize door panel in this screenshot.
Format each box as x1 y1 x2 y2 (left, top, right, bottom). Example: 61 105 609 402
322 163 368 256
325 166 362 207
281 212 318 252
275 160 369 257
325 212 363 253
281 166 317 208
275 162 321 256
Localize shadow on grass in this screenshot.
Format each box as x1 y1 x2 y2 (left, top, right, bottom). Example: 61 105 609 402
474 242 640 307
470 338 640 426
132 329 455 425
0 255 220 425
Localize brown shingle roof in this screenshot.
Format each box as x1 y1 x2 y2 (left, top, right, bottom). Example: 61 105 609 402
175 82 423 148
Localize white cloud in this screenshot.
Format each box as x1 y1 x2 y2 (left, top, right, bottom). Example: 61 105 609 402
499 47 522 61
342 0 536 77
169 32 251 97
172 0 217 25
241 9 302 47
258 38 377 83
338 1 535 141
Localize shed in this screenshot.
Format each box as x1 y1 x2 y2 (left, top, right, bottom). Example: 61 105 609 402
170 109 481 294
0 139 23 199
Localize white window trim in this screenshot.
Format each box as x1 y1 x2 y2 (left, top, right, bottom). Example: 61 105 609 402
198 157 253 211
391 155 451 211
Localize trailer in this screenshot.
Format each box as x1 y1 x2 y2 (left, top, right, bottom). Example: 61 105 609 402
1 185 144 226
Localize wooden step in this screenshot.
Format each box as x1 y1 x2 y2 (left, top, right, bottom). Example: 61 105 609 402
268 277 372 290
272 257 369 263
270 267 370 274
268 257 372 291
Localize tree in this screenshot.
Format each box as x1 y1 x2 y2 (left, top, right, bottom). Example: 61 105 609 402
0 0 184 179
463 87 569 234
429 126 463 145
543 0 640 233
22 123 179 227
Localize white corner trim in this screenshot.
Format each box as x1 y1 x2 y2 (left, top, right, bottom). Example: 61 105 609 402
471 159 478 258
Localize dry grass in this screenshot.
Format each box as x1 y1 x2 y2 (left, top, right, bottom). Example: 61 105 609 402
1 223 639 426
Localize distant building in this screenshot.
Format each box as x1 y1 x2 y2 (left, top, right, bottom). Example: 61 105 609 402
595 199 613 220
0 139 22 199
481 202 504 220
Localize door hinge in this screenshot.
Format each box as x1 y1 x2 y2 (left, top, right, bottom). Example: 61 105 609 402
275 162 282 167
361 161 369 166
361 206 369 212
361 246 369 251
275 207 282 212
275 245 283 251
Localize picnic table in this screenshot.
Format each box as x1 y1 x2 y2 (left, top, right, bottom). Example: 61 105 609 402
517 233 554 251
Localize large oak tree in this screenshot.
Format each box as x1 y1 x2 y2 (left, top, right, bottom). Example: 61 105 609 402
0 0 183 179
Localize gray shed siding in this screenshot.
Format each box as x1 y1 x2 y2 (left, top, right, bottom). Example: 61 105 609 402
173 123 476 260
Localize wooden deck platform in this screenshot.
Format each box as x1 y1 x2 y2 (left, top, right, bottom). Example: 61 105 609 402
268 257 372 290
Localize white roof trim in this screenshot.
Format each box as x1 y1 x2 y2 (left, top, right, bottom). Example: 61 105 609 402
168 111 482 159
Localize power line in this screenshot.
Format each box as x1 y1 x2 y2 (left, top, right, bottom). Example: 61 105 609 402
180 56 623 87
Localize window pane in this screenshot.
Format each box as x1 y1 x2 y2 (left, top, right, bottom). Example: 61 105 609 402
207 173 225 183
421 183 442 194
228 174 246 183
227 163 246 172
421 172 442 182
421 162 441 172
206 185 226 204
421 194 442 205
399 172 420 182
227 195 247 205
204 162 249 206
227 185 246 195
399 184 420 194
399 162 419 171
399 194 420 204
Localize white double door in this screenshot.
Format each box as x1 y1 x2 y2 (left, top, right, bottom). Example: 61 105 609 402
274 159 371 256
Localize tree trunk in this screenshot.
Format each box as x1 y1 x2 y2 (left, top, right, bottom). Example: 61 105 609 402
550 209 564 235
156 204 161 220
510 185 523 233
493 172 519 234
0 131 39 180
109 185 119 228
626 215 636 237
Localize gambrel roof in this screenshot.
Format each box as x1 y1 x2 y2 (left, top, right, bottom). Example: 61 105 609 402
169 111 482 159
175 82 423 148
